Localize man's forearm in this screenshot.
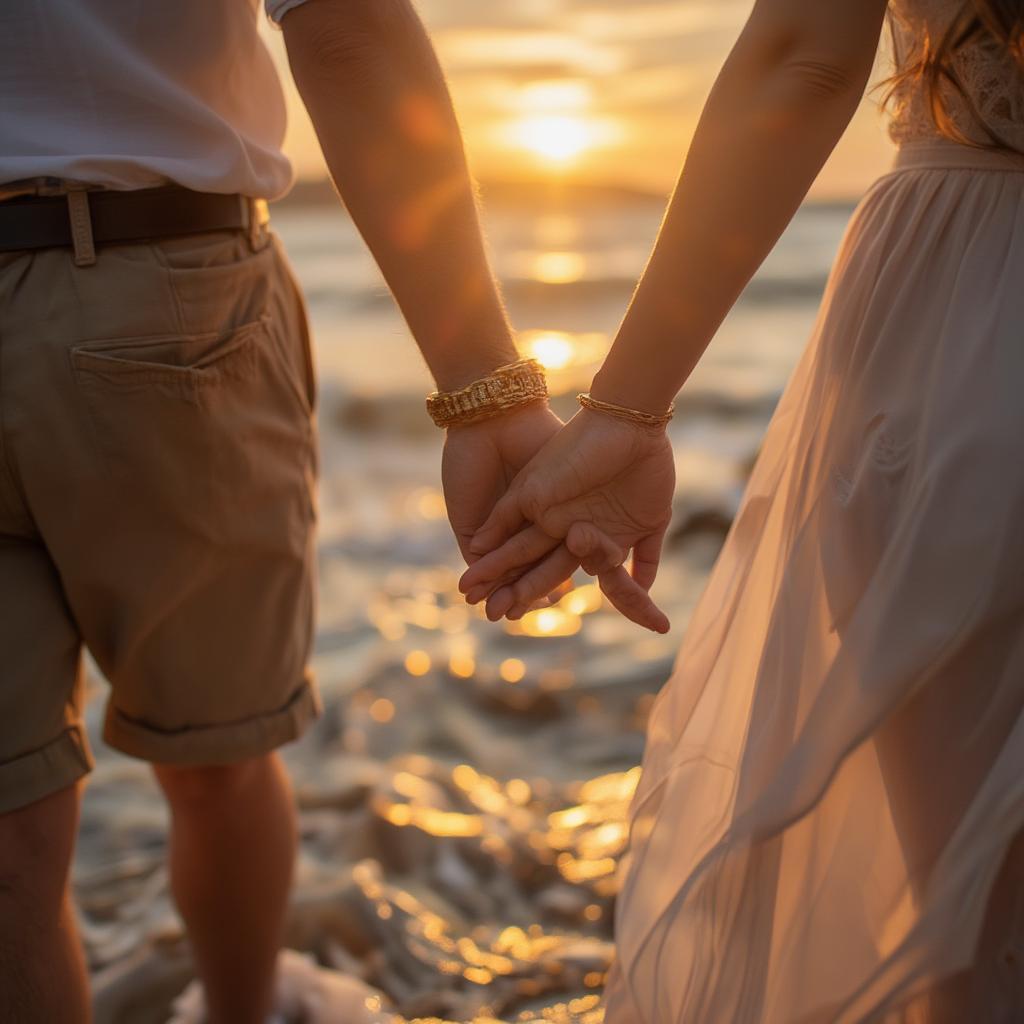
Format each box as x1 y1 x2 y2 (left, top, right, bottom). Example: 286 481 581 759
283 0 517 390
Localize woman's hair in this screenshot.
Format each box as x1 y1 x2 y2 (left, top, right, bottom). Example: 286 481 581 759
887 0 1024 150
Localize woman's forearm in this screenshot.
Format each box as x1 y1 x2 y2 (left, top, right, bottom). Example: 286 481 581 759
592 0 889 414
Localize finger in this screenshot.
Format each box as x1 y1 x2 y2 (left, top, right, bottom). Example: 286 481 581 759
565 522 627 576
631 526 668 591
466 564 563 608
460 525 559 597
546 579 574 604
505 547 581 620
486 546 580 621
484 584 516 621
469 486 527 556
597 566 671 634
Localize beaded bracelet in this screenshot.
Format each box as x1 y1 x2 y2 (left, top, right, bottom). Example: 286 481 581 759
577 392 675 429
426 358 548 428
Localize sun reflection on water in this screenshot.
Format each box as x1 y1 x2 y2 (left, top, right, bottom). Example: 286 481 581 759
532 250 587 284
508 606 582 638
520 329 608 380
525 331 575 370
499 657 526 683
343 566 651 1016
405 649 432 676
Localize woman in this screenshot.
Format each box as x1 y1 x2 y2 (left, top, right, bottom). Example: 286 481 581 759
461 0 1024 1018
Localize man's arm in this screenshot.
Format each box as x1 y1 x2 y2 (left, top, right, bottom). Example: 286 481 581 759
281 0 517 389
281 0 564 568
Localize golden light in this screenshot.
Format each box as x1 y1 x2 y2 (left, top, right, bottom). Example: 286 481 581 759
518 80 591 112
369 697 395 723
524 331 574 370
503 114 605 166
512 606 583 638
536 213 578 248
449 652 476 678
497 77 620 170
507 778 532 804
560 583 604 616
404 650 431 676
532 251 586 284
453 763 480 790
441 605 469 634
499 657 527 683
408 487 446 520
519 329 609 376
448 635 475 678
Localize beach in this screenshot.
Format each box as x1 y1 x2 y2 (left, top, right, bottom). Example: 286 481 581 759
77 184 854 1023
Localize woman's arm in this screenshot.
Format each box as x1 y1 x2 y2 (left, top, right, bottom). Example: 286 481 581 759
462 0 890 624
595 0 890 413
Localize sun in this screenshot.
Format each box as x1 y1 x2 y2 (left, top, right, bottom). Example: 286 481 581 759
504 115 591 166
504 114 606 167
495 78 621 171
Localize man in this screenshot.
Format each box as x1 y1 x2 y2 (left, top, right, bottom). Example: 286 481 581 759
0 1 563 1020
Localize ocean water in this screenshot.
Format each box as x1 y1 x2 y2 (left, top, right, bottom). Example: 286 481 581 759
80 193 857 1023
274 190 852 409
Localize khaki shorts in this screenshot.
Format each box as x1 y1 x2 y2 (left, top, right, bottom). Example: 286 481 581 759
0 221 321 814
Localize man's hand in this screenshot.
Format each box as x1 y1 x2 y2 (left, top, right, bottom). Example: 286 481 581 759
442 402 565 566
458 409 676 632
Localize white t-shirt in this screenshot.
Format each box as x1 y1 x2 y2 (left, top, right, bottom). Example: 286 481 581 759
0 0 312 199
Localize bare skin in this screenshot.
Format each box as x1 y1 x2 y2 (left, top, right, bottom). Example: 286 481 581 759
2 2 561 1017
282 0 566 576
463 0 1021 1013
0 784 89 1024
153 755 297 1024
462 0 891 623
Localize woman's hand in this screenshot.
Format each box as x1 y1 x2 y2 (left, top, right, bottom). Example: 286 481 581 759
458 409 676 632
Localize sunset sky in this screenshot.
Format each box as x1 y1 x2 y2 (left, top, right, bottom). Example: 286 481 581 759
263 0 896 199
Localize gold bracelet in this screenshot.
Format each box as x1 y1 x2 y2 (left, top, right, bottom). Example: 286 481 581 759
426 358 548 428
577 392 674 429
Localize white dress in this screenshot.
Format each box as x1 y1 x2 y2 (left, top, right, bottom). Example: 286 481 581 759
605 2 1024 1021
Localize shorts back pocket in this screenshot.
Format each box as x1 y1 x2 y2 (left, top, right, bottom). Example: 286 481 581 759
70 314 316 553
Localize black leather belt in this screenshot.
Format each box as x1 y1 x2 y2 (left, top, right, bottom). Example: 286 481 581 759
0 185 261 254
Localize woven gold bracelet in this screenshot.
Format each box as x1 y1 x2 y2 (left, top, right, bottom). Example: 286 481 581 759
426 358 548 428
577 392 675 429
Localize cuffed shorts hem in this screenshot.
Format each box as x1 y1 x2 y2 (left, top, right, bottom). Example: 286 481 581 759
0 724 94 815
102 674 322 766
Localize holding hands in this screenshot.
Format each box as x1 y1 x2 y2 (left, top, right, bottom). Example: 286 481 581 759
453 400 676 634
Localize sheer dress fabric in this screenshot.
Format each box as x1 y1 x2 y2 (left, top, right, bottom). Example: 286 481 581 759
604 3 1024 1021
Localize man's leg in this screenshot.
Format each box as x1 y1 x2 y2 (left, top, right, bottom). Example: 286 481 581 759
153 752 296 1024
0 783 89 1024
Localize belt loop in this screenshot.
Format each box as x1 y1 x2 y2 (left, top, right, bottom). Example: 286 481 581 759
66 187 96 267
244 196 270 252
